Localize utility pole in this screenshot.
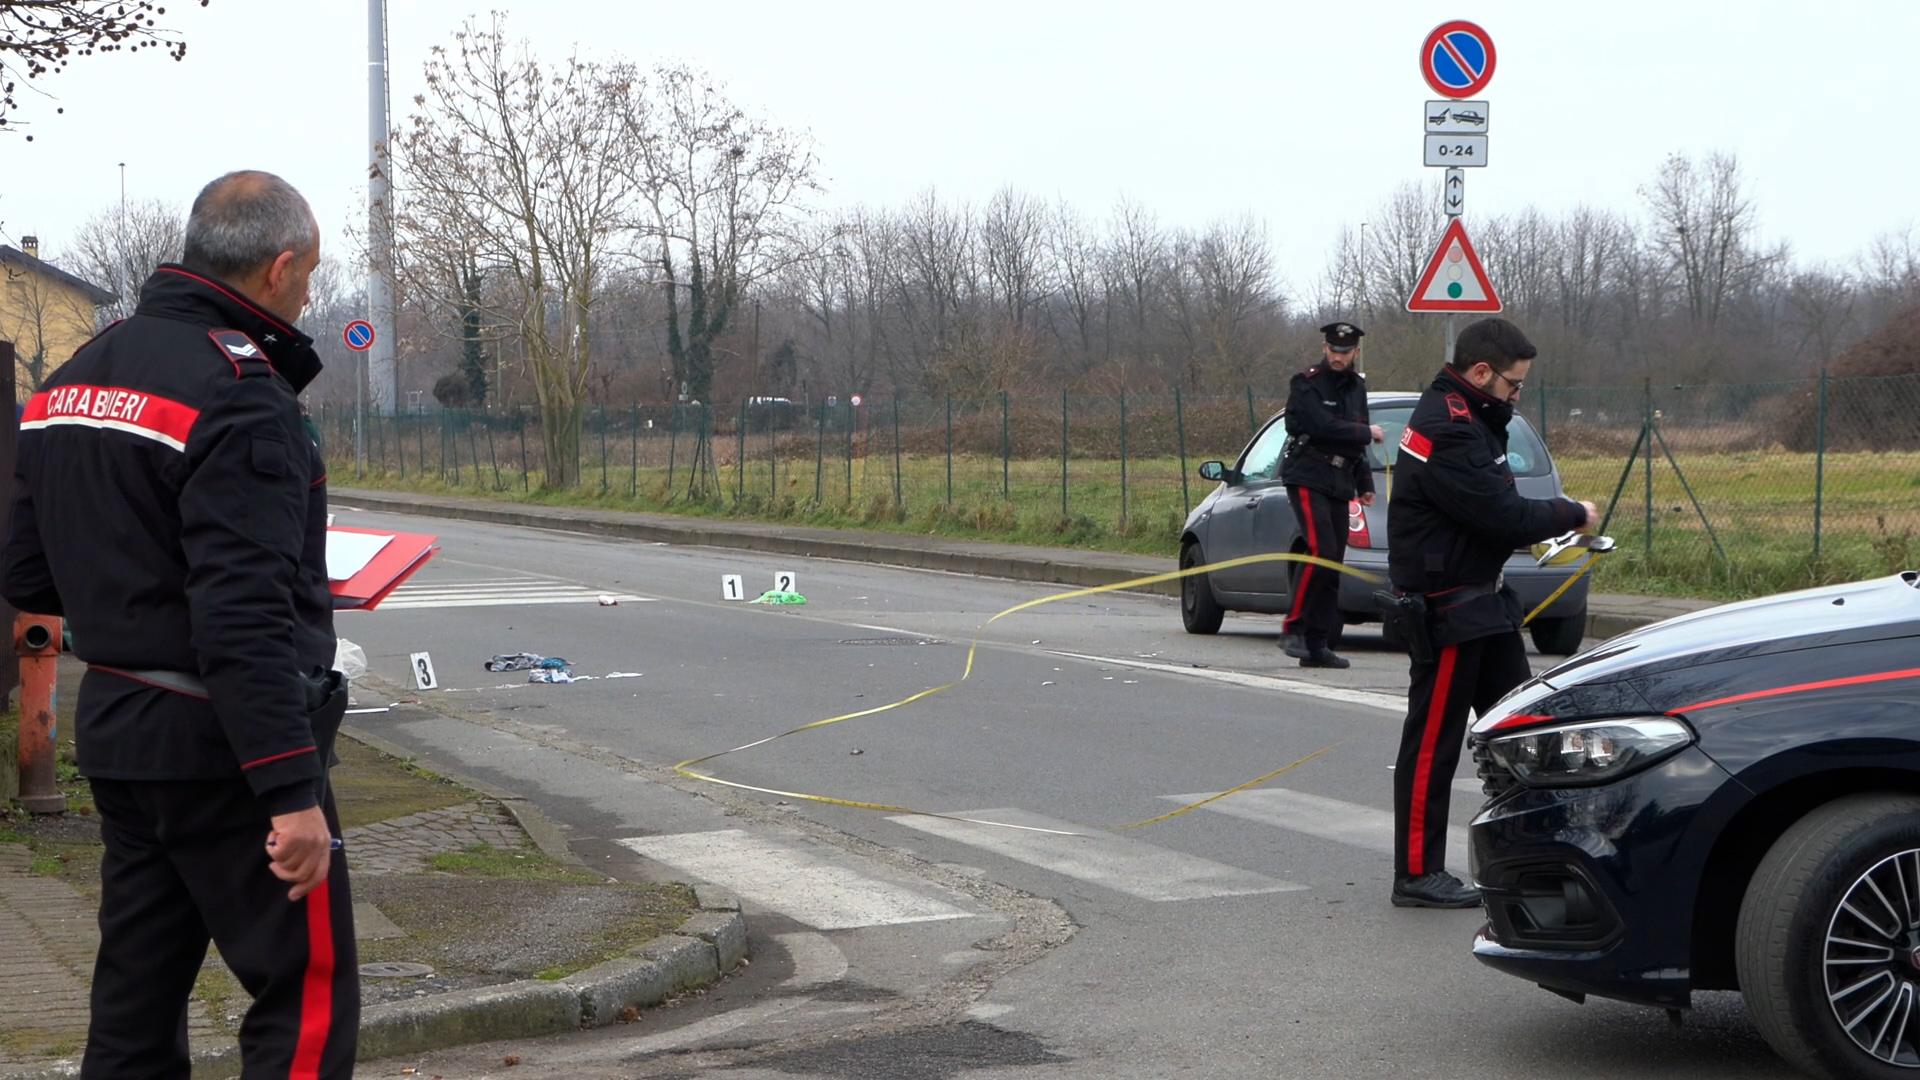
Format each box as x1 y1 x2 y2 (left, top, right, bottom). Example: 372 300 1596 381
1358 221 1369 318
367 0 397 417
117 163 129 317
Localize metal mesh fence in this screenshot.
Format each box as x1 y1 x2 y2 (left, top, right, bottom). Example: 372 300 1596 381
316 371 1920 596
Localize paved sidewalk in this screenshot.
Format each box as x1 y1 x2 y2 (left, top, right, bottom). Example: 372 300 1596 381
0 789 529 1073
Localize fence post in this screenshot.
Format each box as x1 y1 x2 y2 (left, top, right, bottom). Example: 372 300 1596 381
1060 388 1069 519
1814 366 1828 562
892 396 903 512
487 419 501 491
844 402 854 502
1119 390 1129 527
1245 385 1256 439
468 416 483 489
393 416 404 480
814 402 825 503
1538 379 1550 449
417 412 427 485
630 405 640 498
1000 389 1010 500
517 408 529 491
666 405 679 499
1175 387 1191 515
597 406 608 493
769 401 778 503
736 399 747 503
945 396 953 506
1643 378 1654 559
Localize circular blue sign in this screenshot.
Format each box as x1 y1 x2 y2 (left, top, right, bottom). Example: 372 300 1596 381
343 320 375 351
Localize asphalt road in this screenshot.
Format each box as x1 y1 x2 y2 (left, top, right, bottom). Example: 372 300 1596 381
329 505 1797 1080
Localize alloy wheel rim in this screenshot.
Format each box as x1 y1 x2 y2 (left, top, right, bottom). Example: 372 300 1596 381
1825 848 1920 1067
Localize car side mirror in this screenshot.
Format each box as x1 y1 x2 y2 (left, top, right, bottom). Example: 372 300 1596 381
1198 460 1232 484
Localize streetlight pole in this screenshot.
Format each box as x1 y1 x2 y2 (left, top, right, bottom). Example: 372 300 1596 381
367 0 397 418
1358 221 1369 318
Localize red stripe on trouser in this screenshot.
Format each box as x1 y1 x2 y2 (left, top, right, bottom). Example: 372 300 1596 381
1285 488 1318 628
1406 645 1459 877
289 879 335 1079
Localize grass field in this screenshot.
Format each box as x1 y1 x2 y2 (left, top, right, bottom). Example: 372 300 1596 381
329 433 1920 602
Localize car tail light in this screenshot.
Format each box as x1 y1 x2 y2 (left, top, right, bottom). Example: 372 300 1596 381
1348 499 1371 548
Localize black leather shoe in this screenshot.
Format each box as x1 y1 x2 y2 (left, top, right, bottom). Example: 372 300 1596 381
1391 871 1481 909
1300 647 1350 669
1277 633 1313 660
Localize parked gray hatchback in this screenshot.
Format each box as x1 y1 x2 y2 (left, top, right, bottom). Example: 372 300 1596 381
1178 392 1590 655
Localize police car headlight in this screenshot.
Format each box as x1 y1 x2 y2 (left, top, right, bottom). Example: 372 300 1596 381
1486 718 1693 787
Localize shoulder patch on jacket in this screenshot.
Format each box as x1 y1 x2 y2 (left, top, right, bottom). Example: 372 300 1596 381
1445 393 1471 421
1398 426 1432 462
208 329 272 378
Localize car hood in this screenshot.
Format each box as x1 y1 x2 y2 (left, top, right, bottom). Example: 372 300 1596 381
1535 572 1920 690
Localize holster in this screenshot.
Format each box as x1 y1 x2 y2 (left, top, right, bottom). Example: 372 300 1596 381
1373 590 1435 665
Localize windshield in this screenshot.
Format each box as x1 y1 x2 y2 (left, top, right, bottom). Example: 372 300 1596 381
1369 404 1553 477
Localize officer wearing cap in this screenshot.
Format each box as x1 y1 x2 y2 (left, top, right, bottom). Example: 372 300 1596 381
1276 321 1384 669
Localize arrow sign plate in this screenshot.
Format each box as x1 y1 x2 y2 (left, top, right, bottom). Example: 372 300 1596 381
1444 168 1465 217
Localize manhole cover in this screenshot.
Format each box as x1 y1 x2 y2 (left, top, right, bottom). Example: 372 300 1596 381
836 637 942 646
360 962 435 979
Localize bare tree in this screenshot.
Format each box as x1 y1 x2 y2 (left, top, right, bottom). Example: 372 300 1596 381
1044 201 1105 374
1786 266 1858 368
1106 197 1166 371
0 0 204 137
979 187 1049 329
65 197 184 322
616 63 818 407
1641 152 1778 331
392 16 632 487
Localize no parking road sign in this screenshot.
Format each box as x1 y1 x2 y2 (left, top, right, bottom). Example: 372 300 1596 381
1421 20 1496 99
343 320 375 351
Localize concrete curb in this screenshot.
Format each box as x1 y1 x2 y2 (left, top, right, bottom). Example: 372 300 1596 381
331 487 1712 639
0 742 749 1080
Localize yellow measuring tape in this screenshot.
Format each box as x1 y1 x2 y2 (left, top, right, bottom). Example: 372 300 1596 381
674 552 1375 835
675 543 1606 835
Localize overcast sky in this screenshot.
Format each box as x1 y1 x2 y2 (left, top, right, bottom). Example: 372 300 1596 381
4 0 1914 307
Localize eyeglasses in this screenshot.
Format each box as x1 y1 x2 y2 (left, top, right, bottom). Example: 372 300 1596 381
1489 369 1525 394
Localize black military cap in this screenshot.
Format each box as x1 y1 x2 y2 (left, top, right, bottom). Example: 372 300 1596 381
1320 321 1365 352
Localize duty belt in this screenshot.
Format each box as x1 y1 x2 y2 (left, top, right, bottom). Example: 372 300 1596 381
90 665 209 699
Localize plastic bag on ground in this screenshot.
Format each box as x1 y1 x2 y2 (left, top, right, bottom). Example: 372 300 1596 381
334 639 368 681
750 590 807 605
485 653 545 672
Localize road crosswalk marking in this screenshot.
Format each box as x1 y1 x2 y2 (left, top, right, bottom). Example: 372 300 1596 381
887 808 1304 901
1164 788 1471 873
375 577 654 610
616 829 978 930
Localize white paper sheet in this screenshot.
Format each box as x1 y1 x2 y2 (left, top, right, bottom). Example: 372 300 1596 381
326 531 394 581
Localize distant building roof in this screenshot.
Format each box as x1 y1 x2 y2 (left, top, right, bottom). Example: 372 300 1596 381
0 245 117 306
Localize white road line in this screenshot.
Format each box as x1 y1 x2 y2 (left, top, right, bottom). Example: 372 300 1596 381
616 829 978 930
1164 787 1471 873
375 594 655 610
888 808 1304 901
1051 651 1407 714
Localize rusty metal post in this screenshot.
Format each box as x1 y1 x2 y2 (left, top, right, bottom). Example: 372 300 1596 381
15 613 65 813
0 340 18 709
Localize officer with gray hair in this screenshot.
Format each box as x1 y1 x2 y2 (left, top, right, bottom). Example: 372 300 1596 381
4 170 358 1077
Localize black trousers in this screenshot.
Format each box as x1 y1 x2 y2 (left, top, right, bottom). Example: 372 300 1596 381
1392 631 1531 879
83 777 358 1080
1283 485 1347 645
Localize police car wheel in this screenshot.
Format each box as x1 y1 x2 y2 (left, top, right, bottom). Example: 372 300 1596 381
1737 794 1920 1079
1180 542 1224 635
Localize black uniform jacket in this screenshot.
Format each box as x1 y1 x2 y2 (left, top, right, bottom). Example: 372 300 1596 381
1385 368 1587 645
2 265 336 813
1279 363 1373 501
